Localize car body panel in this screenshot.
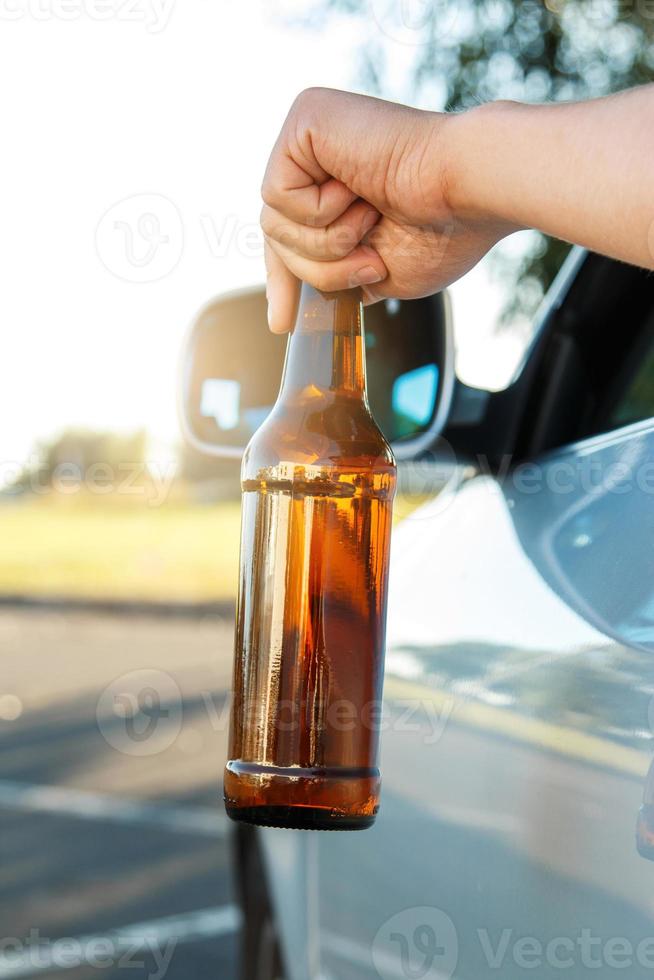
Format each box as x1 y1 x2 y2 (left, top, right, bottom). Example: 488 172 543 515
261 414 654 979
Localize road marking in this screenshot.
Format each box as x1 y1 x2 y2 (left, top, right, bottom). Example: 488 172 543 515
322 930 466 980
0 781 227 837
384 677 650 779
0 905 241 979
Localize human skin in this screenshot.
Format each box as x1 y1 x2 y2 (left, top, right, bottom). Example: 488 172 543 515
261 85 654 332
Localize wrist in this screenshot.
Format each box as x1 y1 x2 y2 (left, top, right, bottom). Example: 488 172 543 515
442 100 525 235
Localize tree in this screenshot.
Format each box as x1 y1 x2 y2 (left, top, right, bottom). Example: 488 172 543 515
7 429 147 494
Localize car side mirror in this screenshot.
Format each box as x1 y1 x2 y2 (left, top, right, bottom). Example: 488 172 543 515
180 285 454 461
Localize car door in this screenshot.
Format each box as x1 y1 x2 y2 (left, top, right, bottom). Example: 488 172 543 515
260 254 654 980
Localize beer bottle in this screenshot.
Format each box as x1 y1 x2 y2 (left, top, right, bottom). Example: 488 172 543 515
224 283 396 830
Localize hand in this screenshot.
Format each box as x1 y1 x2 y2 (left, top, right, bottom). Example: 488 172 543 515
261 85 654 333
261 88 510 332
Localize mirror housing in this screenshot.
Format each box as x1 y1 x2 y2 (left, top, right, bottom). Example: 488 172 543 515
180 285 454 462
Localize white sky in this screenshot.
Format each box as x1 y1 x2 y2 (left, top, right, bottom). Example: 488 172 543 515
0 0 528 470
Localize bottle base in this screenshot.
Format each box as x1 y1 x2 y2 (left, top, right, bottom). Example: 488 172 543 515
225 802 376 831
223 760 380 831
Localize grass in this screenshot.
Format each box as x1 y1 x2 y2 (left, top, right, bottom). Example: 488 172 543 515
0 488 428 604
0 493 242 603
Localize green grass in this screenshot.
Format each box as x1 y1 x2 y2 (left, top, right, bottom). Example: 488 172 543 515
0 489 427 603
0 494 242 602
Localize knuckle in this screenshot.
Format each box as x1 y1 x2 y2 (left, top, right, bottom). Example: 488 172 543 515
304 226 328 259
326 224 356 258
260 174 281 210
311 266 332 292
259 205 273 235
276 222 298 250
290 87 331 136
293 86 326 113
308 210 332 231
313 264 345 292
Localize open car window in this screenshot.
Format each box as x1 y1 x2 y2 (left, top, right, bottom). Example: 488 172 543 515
605 310 654 431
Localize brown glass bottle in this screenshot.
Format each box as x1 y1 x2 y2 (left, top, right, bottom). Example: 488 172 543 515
224 284 396 831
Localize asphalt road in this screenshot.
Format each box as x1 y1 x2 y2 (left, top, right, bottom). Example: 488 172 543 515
0 607 240 980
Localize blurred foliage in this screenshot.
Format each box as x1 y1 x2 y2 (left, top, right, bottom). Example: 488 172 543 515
5 428 243 501
9 428 147 493
294 0 654 321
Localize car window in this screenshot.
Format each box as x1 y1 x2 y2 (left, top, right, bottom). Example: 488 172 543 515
608 313 654 429
450 232 569 392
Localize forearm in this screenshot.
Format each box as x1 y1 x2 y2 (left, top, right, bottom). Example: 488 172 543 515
446 86 654 269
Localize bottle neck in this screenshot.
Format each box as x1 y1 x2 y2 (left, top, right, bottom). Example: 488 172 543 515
278 284 368 402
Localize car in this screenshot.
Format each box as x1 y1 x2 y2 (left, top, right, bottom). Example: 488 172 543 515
181 246 654 980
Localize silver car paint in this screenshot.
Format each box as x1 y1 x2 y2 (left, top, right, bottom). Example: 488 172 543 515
260 288 654 980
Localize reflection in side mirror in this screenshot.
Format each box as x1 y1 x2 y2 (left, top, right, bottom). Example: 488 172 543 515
180 285 454 461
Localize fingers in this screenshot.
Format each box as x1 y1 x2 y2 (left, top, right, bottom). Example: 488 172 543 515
261 200 380 262
265 233 387 299
263 207 386 329
361 285 385 306
264 240 300 334
261 88 389 330
262 105 358 227
262 168 358 229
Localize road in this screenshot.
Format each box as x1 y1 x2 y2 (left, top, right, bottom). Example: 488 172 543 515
0 607 240 980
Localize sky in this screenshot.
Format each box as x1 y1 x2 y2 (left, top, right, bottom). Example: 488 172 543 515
0 0 530 473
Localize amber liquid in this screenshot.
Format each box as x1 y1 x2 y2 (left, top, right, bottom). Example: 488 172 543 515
224 287 396 830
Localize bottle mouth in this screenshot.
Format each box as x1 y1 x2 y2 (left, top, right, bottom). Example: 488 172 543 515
301 284 363 304
294 284 363 335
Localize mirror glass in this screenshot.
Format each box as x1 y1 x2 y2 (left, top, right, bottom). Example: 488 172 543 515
180 286 451 459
